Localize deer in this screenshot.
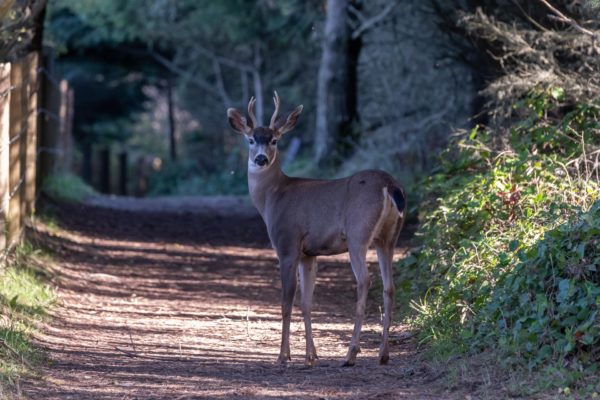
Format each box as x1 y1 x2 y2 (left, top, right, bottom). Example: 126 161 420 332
227 92 406 367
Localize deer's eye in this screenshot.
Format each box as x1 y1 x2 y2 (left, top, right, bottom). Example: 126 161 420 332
248 138 255 145
271 139 278 146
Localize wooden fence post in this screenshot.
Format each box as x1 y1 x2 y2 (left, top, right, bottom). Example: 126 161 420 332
82 141 92 184
0 63 11 251
118 150 128 195
39 55 60 182
66 86 74 170
24 52 39 215
58 79 73 171
99 147 110 194
8 59 24 244
19 57 30 223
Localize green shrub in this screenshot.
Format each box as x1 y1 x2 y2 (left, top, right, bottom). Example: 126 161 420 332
147 160 247 196
42 173 96 202
399 89 600 371
478 201 600 369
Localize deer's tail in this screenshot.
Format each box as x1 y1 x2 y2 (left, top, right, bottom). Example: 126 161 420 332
387 185 406 215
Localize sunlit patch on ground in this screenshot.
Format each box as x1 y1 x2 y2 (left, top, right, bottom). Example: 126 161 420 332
23 200 443 399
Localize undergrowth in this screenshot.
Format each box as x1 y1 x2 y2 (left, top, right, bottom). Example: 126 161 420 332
42 172 96 202
147 160 248 196
398 88 600 394
0 243 56 396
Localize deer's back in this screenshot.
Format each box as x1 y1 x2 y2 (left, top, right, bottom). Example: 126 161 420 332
265 170 401 256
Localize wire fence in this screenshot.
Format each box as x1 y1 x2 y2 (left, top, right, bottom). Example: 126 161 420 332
0 51 74 255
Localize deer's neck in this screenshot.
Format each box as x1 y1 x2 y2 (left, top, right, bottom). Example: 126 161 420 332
248 155 287 218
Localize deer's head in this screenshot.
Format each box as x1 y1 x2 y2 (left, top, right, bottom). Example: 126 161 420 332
227 91 303 171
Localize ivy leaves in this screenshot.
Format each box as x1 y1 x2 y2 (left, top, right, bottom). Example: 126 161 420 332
400 91 600 372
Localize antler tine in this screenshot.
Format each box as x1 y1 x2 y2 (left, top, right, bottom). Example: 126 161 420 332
269 91 281 129
247 96 258 129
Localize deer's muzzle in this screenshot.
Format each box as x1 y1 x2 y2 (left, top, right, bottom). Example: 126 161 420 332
255 154 269 166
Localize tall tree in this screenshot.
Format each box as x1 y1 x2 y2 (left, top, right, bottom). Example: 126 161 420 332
166 77 176 161
314 0 397 164
314 0 350 164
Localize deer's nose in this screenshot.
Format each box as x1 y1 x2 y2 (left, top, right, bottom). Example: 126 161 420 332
255 154 269 166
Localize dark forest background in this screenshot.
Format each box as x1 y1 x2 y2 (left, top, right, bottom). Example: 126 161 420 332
36 1 532 195
1 1 599 396
30 1 597 198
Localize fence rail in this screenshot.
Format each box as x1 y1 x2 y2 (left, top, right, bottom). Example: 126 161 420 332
0 51 74 254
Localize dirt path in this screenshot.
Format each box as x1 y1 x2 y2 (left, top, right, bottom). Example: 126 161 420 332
23 197 446 399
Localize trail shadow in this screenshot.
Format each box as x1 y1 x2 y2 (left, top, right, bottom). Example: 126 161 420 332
42 199 271 247
23 200 432 400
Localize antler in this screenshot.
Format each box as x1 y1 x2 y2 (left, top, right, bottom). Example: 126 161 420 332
269 91 281 130
247 96 258 129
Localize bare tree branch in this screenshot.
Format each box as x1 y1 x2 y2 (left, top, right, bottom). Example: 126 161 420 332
458 7 600 120
512 0 549 32
351 1 398 39
538 0 597 39
213 59 232 108
148 47 259 111
347 4 365 23
240 70 249 106
192 45 254 73
148 50 221 97
252 45 264 125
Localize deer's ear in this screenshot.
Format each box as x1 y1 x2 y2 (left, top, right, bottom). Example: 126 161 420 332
227 108 253 134
275 105 303 136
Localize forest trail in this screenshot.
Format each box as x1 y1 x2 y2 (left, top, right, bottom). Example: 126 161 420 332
23 197 447 399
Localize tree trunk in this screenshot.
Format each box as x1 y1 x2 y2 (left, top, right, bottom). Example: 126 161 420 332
252 45 264 126
0 63 11 250
99 147 110 194
39 55 60 182
82 141 92 184
166 77 177 161
314 0 351 164
118 150 128 195
24 52 39 216
30 0 47 52
9 61 24 243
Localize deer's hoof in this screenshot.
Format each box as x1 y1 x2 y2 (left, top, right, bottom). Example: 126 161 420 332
379 354 390 365
277 354 291 365
379 343 390 364
304 353 318 367
342 345 360 367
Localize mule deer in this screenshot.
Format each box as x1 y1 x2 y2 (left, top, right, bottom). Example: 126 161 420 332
227 92 406 367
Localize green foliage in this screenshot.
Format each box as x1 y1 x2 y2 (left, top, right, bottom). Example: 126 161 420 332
43 173 96 202
0 243 56 391
586 0 600 10
147 160 247 196
47 0 318 52
400 89 600 377
0 0 40 60
479 201 600 369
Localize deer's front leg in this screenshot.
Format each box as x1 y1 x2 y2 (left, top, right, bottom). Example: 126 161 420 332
299 256 318 366
278 254 299 365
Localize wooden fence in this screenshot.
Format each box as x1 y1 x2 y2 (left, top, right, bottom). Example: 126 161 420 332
0 51 73 253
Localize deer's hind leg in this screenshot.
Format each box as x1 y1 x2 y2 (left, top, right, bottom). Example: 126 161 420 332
375 215 403 364
343 242 369 367
299 255 318 366
375 242 395 364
